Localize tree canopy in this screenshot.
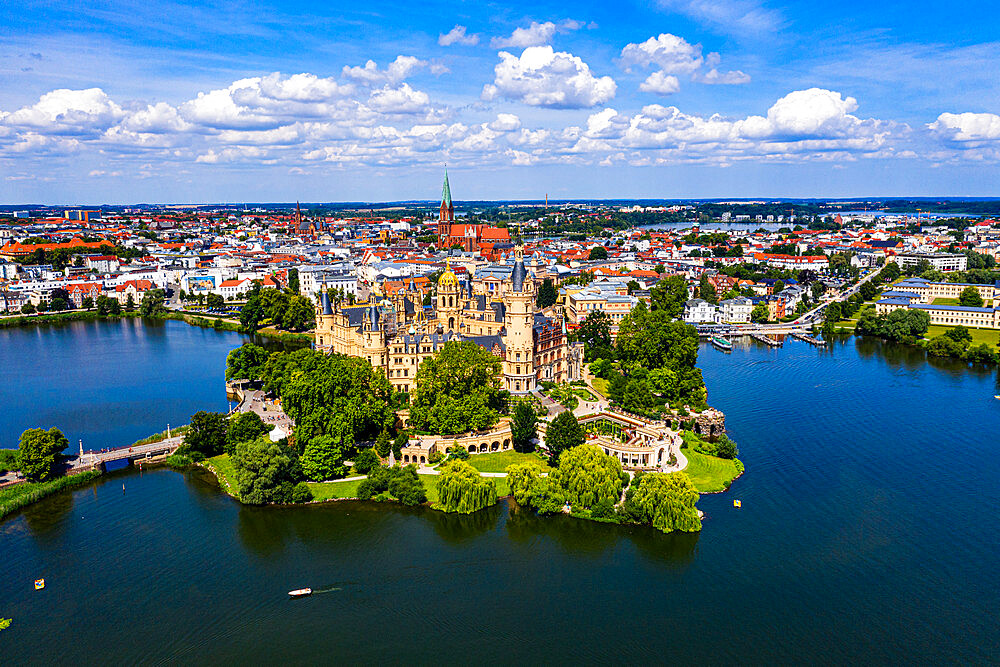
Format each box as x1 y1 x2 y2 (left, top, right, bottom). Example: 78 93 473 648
535 278 558 308
437 460 499 513
409 341 508 435
231 438 301 504
226 343 270 382
959 286 984 307
511 401 538 453
18 427 68 481
183 411 228 457
622 471 701 533
550 445 624 509
544 410 585 466
573 310 612 362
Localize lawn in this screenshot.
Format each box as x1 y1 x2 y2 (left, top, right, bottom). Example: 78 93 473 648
572 387 598 402
205 454 238 495
308 478 363 501
834 320 857 330
681 448 742 493
925 325 999 347
590 378 609 398
931 297 961 306
467 450 551 473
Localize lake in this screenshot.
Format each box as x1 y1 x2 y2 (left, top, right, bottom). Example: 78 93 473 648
1 324 999 663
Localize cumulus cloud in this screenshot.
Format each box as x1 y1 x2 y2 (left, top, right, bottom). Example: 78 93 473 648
640 72 681 95
482 46 616 109
5 88 124 135
439 25 479 46
489 113 522 132
621 34 703 74
491 21 558 49
929 112 1000 143
368 83 431 114
342 56 427 85
621 34 749 93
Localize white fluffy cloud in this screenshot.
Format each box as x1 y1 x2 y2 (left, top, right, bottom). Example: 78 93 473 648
439 25 479 46
5 88 124 135
929 112 1000 143
640 72 681 95
491 21 558 49
368 83 432 114
342 56 427 85
620 34 749 93
482 46 617 109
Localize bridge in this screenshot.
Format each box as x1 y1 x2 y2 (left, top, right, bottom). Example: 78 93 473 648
69 436 184 471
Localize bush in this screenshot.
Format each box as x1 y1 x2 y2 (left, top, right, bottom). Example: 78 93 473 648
353 448 380 474
715 435 739 460
448 444 470 460
165 454 192 468
428 451 444 464
356 477 378 500
591 497 617 520
291 482 313 503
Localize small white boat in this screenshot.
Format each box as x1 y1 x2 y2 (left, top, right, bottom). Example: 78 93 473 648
288 588 312 598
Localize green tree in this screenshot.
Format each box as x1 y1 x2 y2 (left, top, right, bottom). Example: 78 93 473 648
226 411 272 454
183 411 228 457
623 471 701 533
944 326 973 345
49 297 68 311
589 246 608 261
239 290 266 332
880 261 901 282
409 341 508 435
654 263 665 274
231 438 300 504
750 303 768 322
225 343 270 382
550 444 624 509
387 465 427 505
281 295 314 331
649 275 689 318
772 279 785 294
511 401 538 453
859 280 878 301
125 294 136 311
18 427 68 482
535 278 558 308
288 267 300 294
959 286 984 307
206 293 225 310
573 310 613 362
81 296 95 309
353 448 380 474
300 432 350 481
139 289 166 318
437 460 498 513
375 429 391 458
506 462 566 514
698 274 717 304
544 410 585 466
20 302 36 314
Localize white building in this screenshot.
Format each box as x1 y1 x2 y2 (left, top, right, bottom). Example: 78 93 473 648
893 252 968 272
718 297 753 323
683 298 718 324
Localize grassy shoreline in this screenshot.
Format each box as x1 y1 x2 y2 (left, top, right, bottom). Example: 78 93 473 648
0 470 102 520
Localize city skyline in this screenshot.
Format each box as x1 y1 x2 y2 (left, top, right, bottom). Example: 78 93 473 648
2 0 999 203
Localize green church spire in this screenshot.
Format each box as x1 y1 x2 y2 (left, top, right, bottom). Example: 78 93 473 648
441 169 452 206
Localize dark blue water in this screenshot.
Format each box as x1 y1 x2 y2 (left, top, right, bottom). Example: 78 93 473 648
2 331 999 663
0 319 244 451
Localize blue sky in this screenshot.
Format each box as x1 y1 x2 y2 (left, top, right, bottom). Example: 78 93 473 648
1 0 999 203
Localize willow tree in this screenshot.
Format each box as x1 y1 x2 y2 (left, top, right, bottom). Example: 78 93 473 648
628 471 701 533
550 445 624 510
437 460 498 514
506 462 566 514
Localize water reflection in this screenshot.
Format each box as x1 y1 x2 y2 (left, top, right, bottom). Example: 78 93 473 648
423 502 503 543
505 501 698 565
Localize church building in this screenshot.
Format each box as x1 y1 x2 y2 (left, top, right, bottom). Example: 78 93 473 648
436 171 512 252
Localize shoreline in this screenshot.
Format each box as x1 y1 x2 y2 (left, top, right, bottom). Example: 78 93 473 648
0 307 313 343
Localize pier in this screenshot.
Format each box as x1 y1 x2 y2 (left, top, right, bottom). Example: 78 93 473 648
749 332 782 347
791 333 827 347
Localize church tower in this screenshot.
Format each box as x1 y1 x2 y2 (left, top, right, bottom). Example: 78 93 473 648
502 245 535 395
438 169 454 247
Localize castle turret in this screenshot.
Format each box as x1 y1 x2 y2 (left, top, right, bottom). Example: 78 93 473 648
503 244 535 395
437 258 461 332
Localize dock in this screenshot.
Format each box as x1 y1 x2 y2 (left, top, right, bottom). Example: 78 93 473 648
749 332 782 347
791 333 827 347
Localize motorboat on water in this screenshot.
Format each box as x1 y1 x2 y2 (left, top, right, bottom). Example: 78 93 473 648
288 588 312 598
710 336 733 352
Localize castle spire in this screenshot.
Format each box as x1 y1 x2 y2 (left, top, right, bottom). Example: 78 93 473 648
441 169 452 207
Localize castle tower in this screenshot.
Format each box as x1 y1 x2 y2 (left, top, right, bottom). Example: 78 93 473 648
502 245 535 395
438 170 454 246
437 259 461 332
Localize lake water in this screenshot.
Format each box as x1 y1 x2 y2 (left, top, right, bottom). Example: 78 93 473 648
2 326 999 663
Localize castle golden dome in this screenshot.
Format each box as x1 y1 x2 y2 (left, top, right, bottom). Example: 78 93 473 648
438 259 459 289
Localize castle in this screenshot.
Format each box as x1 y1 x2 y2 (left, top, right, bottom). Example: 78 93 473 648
314 175 582 395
